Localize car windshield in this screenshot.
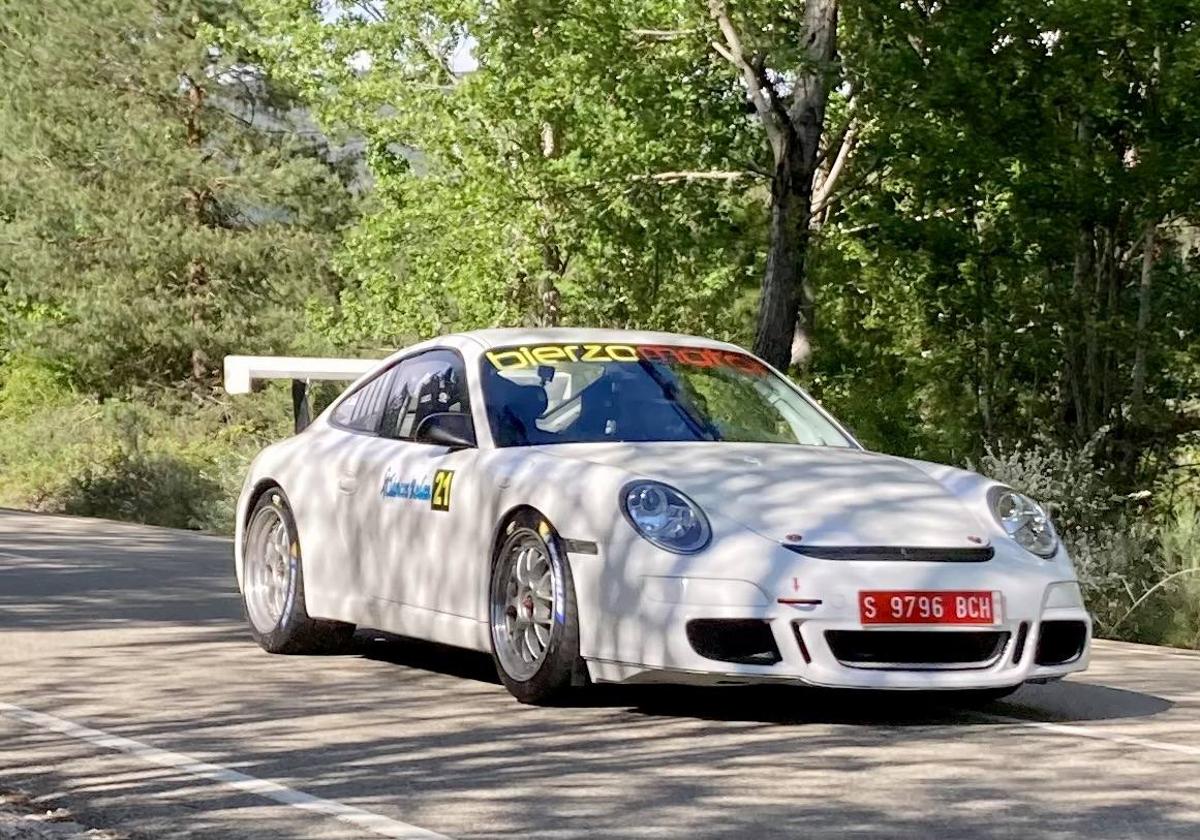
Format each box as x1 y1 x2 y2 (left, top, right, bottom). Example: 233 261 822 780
480 342 854 448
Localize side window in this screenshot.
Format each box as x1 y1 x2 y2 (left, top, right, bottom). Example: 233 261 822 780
380 349 471 441
331 368 395 434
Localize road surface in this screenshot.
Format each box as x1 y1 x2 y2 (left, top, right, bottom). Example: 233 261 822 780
1 509 1198 839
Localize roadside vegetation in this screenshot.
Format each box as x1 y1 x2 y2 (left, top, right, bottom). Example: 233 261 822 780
1 0 1197 646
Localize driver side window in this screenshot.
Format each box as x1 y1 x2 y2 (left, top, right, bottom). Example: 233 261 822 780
331 367 396 434
379 349 471 441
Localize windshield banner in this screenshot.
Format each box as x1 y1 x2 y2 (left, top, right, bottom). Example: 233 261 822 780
484 343 768 376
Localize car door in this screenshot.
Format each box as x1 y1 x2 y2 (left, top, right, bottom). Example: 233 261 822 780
367 348 478 618
321 364 399 614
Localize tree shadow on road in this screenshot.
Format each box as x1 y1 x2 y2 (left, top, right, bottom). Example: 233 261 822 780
350 631 1173 727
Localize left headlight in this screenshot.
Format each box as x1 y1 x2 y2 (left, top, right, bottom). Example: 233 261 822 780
988 486 1058 558
621 481 711 554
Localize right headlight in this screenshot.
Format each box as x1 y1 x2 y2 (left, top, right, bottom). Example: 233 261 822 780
988 486 1058 558
621 481 711 554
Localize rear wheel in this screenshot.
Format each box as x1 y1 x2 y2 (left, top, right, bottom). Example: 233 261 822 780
488 512 583 704
242 488 354 654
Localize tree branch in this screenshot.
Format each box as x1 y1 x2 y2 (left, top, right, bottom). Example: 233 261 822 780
815 93 855 168
417 36 458 84
812 118 859 215
348 0 386 24
629 28 696 42
707 0 787 155
632 170 766 183
1106 567 1200 634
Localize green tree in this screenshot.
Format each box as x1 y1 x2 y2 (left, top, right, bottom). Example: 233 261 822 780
705 0 848 369
811 0 1200 469
229 1 788 348
0 0 356 396
233 1 862 370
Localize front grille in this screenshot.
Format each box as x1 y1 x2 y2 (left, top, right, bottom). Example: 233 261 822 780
686 619 781 666
825 630 1010 670
784 545 994 562
1035 620 1088 666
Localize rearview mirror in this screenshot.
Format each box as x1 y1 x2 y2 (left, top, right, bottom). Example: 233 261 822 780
414 412 477 450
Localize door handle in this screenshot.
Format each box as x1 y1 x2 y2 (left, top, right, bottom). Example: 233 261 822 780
337 475 358 494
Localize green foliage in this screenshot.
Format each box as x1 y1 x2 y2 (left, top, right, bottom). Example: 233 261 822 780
0 364 291 530
813 0 1200 469
1 0 1198 648
224 0 766 345
0 0 356 395
978 439 1200 647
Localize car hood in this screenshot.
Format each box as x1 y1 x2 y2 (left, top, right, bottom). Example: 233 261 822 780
533 442 989 549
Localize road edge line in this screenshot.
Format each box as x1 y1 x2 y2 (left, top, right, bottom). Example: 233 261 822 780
984 713 1200 757
0 702 449 840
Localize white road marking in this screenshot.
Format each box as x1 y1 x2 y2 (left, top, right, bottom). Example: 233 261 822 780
0 702 449 840
985 713 1200 757
1092 639 1200 660
0 550 39 561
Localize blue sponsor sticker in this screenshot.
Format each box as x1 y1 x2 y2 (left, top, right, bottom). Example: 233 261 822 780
380 468 432 501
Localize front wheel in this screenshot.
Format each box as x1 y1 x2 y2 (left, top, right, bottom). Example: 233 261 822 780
242 488 354 654
488 512 583 704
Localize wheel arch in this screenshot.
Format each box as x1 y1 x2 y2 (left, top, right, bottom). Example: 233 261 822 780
490 504 558 562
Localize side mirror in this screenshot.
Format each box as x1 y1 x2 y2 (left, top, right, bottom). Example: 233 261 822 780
414 412 477 450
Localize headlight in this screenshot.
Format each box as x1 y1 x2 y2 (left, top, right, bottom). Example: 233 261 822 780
621 481 711 553
988 486 1058 557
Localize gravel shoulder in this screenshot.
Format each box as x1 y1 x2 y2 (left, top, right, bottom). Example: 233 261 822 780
0 789 125 840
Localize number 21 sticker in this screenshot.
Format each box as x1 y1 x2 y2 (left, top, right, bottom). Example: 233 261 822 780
431 469 454 512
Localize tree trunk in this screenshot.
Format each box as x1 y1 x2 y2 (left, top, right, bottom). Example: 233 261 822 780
537 121 562 327
1067 222 1097 436
751 0 838 371
754 148 810 368
183 76 209 388
187 257 209 382
1130 221 1156 412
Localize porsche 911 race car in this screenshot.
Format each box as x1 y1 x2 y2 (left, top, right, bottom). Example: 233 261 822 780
226 328 1091 704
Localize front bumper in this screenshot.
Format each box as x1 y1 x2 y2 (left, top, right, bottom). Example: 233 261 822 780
572 534 1092 690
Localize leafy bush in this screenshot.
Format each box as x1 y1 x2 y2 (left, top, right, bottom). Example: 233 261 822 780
0 357 290 532
978 437 1200 647
59 451 224 530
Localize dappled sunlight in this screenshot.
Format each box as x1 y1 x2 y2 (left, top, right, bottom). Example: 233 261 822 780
3 510 1198 838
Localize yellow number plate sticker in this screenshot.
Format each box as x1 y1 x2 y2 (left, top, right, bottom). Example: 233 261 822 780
431 469 454 512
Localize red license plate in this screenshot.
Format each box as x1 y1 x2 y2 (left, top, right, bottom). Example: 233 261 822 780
859 590 1001 625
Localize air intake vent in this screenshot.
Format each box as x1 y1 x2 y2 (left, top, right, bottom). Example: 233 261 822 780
1035 620 1088 666
686 619 781 666
783 545 994 562
825 630 1009 670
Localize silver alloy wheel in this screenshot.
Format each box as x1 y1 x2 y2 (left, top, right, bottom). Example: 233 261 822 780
244 503 296 635
491 531 558 681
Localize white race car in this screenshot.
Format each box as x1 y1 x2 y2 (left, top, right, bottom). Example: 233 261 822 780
228 328 1091 704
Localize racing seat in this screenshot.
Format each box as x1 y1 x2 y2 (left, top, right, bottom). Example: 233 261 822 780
410 372 448 434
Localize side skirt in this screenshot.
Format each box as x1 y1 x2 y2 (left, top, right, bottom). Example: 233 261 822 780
354 596 490 652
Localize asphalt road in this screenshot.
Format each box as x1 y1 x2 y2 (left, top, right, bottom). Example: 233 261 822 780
1 509 1199 840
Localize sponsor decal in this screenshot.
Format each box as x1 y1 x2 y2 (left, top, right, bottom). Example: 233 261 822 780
380 468 432 501
484 343 768 376
431 469 454 512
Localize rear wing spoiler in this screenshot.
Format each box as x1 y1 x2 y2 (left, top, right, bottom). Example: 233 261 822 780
223 355 381 432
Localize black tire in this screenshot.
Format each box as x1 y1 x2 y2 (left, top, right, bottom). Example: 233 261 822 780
242 488 354 655
487 511 584 704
